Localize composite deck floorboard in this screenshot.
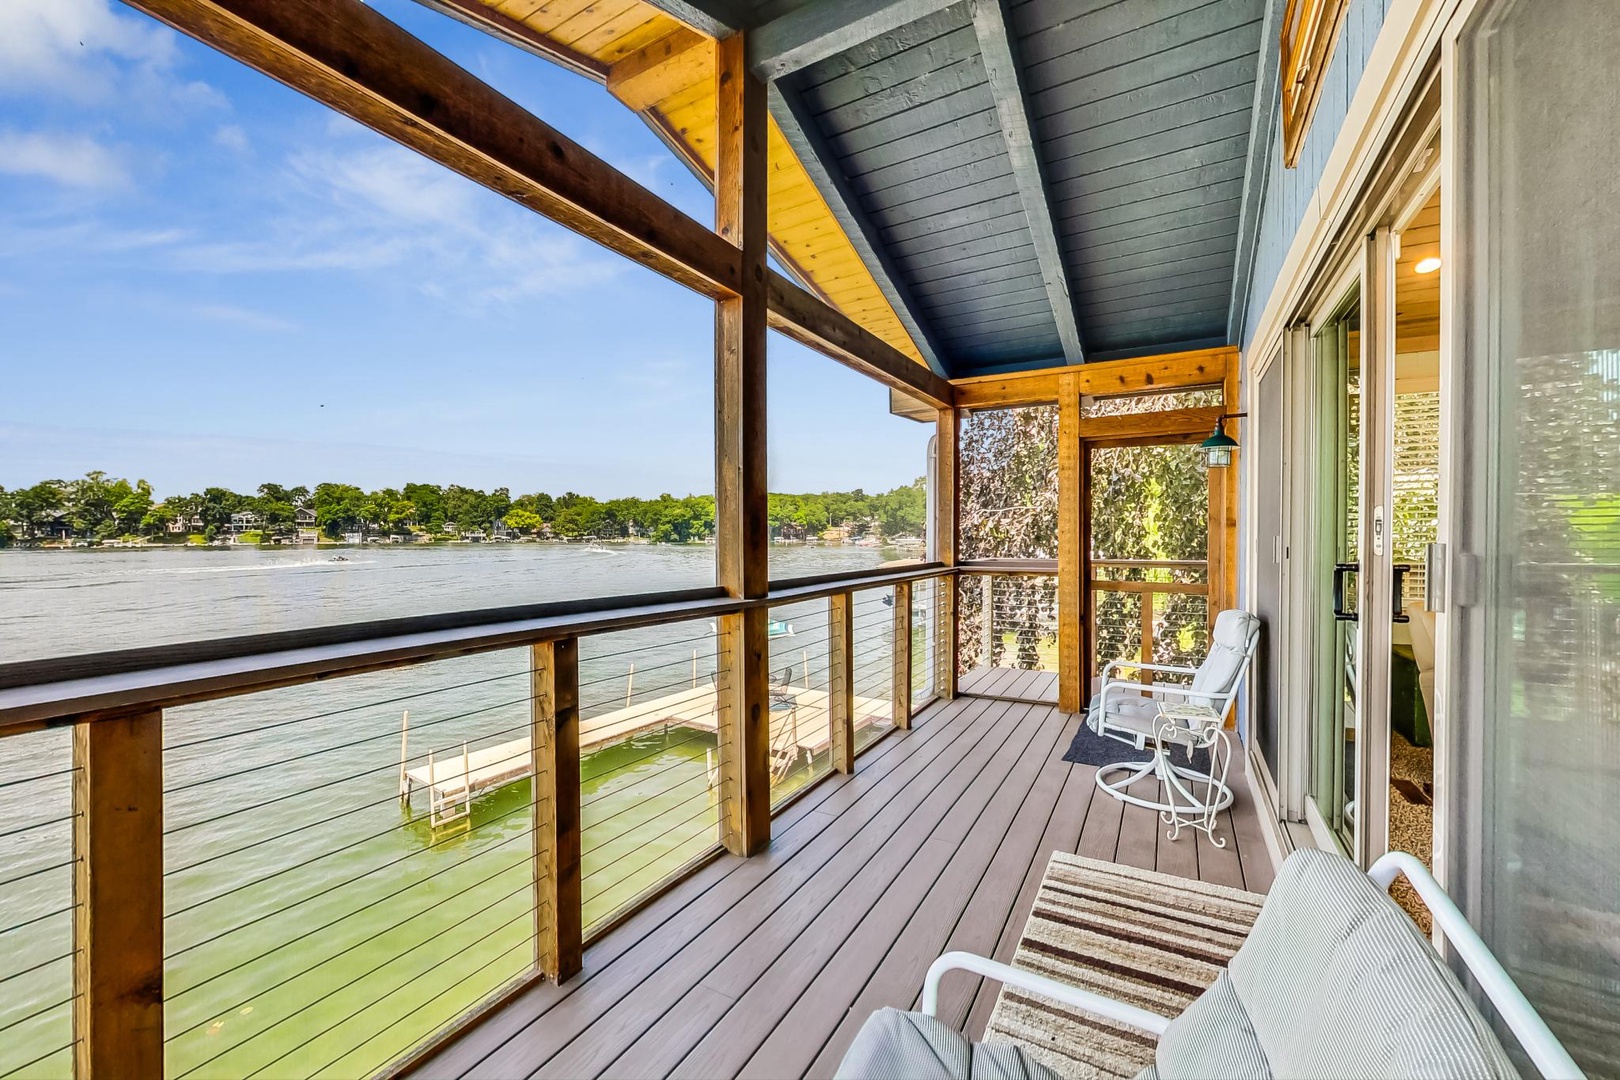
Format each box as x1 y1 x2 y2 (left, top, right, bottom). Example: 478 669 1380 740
411 695 1272 1080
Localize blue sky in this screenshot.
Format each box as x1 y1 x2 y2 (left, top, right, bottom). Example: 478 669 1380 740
0 0 931 501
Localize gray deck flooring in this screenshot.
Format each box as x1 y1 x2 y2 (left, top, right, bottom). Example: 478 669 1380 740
409 695 1273 1080
958 665 1060 704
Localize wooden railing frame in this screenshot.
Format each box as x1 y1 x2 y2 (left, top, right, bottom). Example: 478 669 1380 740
1089 560 1212 688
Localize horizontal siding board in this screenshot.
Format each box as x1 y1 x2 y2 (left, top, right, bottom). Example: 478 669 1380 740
825 84 999 158
909 247 1042 294
1079 280 1233 319
1040 83 1256 166
955 338 1066 366
921 269 1050 306
1087 310 1228 351
1076 214 1242 262
1072 233 1238 281
876 195 1027 245
864 171 1020 229
896 233 1043 279
798 4 973 89
857 132 1006 196
1078 249 1234 294
932 297 1056 333
886 211 1033 262
1016 0 1248 72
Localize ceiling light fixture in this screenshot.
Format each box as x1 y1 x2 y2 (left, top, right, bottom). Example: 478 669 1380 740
1415 256 1442 274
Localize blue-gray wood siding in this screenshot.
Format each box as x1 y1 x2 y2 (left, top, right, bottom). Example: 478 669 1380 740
1241 0 1390 348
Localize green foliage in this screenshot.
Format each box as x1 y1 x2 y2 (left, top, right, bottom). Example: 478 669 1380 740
1 473 924 546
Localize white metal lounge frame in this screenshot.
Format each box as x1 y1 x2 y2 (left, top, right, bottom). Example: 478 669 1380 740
1091 655 1252 815
921 851 1584 1080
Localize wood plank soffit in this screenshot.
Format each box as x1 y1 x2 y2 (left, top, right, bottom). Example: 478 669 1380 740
609 27 715 112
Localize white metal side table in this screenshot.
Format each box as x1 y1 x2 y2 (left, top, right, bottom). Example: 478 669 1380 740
1152 702 1233 844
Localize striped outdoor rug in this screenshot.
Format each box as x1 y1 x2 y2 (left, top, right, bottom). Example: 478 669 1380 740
983 853 1266 1078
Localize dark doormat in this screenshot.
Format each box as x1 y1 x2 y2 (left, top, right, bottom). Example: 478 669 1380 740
1063 716 1212 772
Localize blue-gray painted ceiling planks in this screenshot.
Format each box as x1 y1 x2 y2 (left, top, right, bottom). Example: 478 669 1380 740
774 0 1268 376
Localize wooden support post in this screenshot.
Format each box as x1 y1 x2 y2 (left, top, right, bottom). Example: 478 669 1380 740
1222 359 1242 616
828 591 855 772
713 30 771 856
532 638 580 982
891 581 913 729
1079 441 1096 696
1057 373 1083 712
74 710 164 1079
934 407 959 701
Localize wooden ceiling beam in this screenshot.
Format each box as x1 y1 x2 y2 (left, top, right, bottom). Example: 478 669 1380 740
953 346 1235 410
750 0 960 82
608 26 714 112
968 0 1086 365
768 272 955 408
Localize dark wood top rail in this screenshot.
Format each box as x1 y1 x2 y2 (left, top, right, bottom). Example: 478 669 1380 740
0 564 950 734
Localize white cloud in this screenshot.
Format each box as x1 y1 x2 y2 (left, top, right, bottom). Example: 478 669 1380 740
0 0 224 112
168 140 625 307
0 130 129 188
213 124 251 155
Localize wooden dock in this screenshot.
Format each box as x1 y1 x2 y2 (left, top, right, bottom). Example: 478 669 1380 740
401 684 893 827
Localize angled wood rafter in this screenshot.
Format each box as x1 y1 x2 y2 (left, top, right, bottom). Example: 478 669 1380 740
1229 0 1287 345
968 0 1085 365
749 0 960 82
608 26 714 112
770 82 951 376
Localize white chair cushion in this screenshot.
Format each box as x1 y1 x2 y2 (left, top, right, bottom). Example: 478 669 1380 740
1190 610 1259 696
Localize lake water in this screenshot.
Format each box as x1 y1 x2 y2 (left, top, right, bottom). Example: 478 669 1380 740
0 543 913 1078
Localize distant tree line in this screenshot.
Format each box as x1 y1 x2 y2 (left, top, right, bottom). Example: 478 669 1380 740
0 473 927 546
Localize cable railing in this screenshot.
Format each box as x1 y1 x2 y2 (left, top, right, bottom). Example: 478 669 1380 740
0 562 950 1078
954 567 1060 703
1092 559 1210 681
0 729 76 1080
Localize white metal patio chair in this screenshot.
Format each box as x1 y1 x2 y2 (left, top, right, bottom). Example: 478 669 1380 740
1089 607 1260 815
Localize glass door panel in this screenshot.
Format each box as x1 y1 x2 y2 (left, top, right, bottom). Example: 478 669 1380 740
1312 292 1362 849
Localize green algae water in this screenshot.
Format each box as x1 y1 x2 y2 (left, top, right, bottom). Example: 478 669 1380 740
0 544 897 1078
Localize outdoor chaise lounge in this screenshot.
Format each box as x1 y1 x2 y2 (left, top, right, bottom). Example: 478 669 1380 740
835 848 1582 1080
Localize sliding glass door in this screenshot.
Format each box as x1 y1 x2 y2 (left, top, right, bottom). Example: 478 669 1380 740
1446 0 1620 1071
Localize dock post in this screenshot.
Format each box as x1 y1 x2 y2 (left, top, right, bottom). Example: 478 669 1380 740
802 649 810 689
625 663 634 708
427 748 437 827
461 741 471 822
398 709 410 804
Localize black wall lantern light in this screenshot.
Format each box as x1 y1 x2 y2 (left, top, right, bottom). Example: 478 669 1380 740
1200 413 1246 468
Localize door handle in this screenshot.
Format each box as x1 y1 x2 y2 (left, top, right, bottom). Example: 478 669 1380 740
1392 564 1411 622
1424 542 1447 612
1333 562 1359 622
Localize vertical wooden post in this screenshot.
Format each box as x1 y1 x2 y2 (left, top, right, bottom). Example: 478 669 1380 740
713 30 771 857
1223 358 1241 616
891 581 913 729
934 407 959 701
828 591 855 772
532 638 581 982
74 710 164 1079
1079 442 1096 697
1057 373 1084 712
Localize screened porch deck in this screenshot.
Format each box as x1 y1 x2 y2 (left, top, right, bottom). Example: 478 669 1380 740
409 693 1273 1079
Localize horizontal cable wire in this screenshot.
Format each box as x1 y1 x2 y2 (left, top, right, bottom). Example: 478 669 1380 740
581 766 711 842
2 1041 73 1080
0 992 75 1038
173 876 534 1076
164 667 535 752
0 904 74 940
0 948 73 988
0 858 74 892
166 820 537 979
579 733 715 809
0 767 78 793
582 799 716 903
327 921 534 1077
166 692 535 796
0 812 77 843
255 903 537 1080
165 735 536 916
165 712 537 836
